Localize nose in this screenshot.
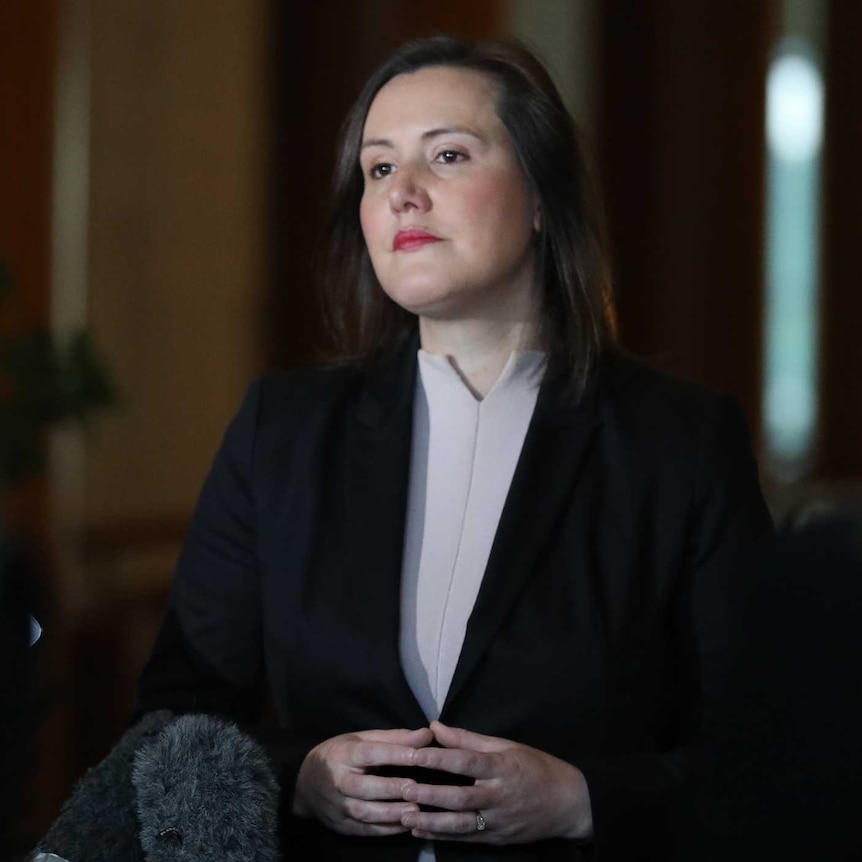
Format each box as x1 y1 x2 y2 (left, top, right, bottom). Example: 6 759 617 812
388 164 431 213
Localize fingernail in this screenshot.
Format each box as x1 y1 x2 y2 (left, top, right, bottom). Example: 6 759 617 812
402 783 416 801
403 815 416 828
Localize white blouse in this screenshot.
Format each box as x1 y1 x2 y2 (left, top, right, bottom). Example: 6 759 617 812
399 349 545 862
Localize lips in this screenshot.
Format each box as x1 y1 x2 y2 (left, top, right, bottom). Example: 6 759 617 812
393 228 442 252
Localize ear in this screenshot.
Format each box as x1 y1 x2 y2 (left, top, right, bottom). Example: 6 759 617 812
533 206 542 233
532 191 542 232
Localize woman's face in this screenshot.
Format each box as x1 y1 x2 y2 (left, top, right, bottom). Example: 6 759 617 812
359 66 540 322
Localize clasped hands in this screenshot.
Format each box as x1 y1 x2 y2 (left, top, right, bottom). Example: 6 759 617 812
293 720 592 845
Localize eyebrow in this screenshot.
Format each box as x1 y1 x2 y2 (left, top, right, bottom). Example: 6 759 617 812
360 126 487 151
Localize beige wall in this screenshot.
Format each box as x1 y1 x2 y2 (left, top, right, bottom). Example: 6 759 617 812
504 0 600 142
81 0 267 525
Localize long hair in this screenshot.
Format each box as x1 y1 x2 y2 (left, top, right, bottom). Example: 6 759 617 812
318 35 616 397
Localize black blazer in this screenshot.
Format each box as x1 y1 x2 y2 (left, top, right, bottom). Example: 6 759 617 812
136 341 773 861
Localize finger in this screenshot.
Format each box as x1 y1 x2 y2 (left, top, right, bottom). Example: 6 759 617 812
345 740 422 770
430 721 508 753
338 820 412 838
340 771 415 801
356 727 433 746
412 745 498 778
344 797 421 826
402 781 487 811
403 809 484 837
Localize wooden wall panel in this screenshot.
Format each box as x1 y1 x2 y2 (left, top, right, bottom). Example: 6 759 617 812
818 0 862 480
0 0 57 539
599 1 772 436
84 0 267 526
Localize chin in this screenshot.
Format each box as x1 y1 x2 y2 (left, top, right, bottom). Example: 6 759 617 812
380 279 466 318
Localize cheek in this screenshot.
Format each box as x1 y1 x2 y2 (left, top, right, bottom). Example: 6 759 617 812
460 172 534 241
359 195 382 250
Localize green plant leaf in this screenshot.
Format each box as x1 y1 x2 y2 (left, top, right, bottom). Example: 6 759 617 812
0 261 120 487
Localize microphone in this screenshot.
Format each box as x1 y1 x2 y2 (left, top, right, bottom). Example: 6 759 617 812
32 709 175 861
132 713 281 861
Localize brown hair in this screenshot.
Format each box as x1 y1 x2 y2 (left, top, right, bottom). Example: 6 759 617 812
318 35 616 397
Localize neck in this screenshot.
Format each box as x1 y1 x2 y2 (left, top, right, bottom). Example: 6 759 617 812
418 316 540 398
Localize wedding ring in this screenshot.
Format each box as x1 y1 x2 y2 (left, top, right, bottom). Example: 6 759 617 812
475 810 487 832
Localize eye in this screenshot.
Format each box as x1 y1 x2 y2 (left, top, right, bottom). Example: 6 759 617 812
368 162 394 180
434 149 467 165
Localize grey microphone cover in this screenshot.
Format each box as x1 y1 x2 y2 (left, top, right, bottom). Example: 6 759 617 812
132 713 280 861
33 709 175 862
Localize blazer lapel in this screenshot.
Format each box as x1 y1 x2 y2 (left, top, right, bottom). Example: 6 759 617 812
344 333 428 728
441 367 602 718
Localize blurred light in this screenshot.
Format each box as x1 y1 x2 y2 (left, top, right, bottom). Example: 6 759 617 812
763 43 823 480
767 53 824 162
29 615 42 646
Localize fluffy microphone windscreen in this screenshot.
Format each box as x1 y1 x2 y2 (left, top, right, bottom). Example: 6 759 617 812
132 713 280 862
33 710 175 862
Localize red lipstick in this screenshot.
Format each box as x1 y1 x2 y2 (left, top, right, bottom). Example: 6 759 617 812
393 229 442 252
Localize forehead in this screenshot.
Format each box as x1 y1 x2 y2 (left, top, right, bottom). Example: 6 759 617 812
362 66 503 139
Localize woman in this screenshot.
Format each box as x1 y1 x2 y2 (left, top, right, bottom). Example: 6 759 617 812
136 36 772 861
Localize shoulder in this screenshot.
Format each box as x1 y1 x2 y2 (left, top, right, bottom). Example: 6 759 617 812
596 351 750 450
257 361 362 409
234 361 365 432
592 352 765 509
593 352 773 549
209 362 367 473
246 338 418 437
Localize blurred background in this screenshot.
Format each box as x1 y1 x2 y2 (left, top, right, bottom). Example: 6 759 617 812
1 0 860 850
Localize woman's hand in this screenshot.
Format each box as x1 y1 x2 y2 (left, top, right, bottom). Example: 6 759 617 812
293 727 433 836
401 721 592 845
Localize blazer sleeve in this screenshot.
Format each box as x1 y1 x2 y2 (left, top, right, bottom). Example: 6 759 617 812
578 395 774 860
134 379 315 811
